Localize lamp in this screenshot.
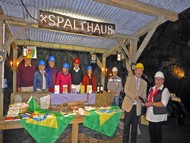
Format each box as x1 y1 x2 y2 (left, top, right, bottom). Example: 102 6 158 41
117 52 121 61
10 59 19 70
22 46 27 56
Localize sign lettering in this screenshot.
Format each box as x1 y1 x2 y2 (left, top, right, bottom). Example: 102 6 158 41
39 10 115 36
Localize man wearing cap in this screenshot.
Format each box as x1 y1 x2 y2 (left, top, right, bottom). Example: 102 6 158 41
82 66 97 93
17 54 36 92
122 63 147 143
56 63 72 93
107 67 123 106
45 55 58 92
145 71 170 143
70 58 83 92
33 60 48 92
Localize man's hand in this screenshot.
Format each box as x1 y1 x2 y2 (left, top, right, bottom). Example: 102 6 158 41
145 102 153 107
135 96 141 101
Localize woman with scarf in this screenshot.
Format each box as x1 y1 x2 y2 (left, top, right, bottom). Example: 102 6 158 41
145 71 170 143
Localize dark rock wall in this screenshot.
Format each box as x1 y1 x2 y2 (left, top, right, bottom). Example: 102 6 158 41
138 8 190 113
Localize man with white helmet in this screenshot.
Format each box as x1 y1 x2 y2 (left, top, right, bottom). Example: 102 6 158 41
145 71 170 143
107 67 123 106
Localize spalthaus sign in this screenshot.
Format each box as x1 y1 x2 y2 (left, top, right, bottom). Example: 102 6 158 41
39 10 115 36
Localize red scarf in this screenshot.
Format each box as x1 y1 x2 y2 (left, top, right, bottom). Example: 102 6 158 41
147 88 159 107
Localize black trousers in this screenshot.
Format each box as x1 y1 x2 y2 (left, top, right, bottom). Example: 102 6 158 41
123 105 139 143
149 121 163 143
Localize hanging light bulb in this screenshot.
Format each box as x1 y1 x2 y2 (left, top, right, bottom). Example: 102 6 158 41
22 46 27 56
117 52 121 61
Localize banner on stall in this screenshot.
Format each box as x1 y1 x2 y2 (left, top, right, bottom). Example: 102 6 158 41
39 10 115 36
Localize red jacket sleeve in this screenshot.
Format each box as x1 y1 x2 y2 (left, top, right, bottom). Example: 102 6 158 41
82 75 88 92
92 76 97 92
56 72 60 85
69 73 72 92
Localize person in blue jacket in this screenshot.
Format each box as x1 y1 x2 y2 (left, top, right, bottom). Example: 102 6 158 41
33 60 48 92
45 56 58 92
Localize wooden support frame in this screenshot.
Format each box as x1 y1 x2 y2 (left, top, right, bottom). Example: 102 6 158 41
2 24 30 50
97 57 106 88
135 18 163 62
0 19 4 143
95 0 178 22
103 44 119 57
16 40 107 54
133 16 166 38
117 39 134 62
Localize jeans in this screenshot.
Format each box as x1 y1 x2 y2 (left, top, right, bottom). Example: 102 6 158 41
112 96 119 106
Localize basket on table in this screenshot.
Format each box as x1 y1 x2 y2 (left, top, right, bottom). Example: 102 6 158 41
9 102 29 114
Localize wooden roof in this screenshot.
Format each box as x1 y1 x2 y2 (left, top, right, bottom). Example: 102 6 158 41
1 0 189 53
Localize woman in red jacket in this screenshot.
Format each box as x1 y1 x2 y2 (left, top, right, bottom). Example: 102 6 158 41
56 63 72 93
82 66 97 93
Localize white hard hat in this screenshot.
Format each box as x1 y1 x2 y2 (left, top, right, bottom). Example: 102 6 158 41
112 67 118 72
154 71 164 79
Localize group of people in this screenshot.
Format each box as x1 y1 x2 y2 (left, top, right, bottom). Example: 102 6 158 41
17 54 170 143
121 63 170 143
17 54 97 93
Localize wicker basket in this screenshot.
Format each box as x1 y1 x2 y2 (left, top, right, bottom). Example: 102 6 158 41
9 102 29 114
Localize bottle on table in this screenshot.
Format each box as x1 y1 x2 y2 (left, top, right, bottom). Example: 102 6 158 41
97 83 100 93
100 84 104 93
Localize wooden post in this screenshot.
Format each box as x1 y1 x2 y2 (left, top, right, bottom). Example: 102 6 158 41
71 123 79 143
12 49 18 92
0 19 4 143
101 56 106 90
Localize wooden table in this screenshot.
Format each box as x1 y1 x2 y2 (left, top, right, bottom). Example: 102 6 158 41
5 92 114 143
0 115 85 143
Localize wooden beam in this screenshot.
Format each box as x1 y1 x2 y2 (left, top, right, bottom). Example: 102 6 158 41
95 0 178 22
15 40 107 54
2 25 30 50
101 56 106 89
129 39 138 59
0 20 3 120
97 57 106 87
135 23 159 62
12 49 18 92
133 16 165 38
117 39 134 62
5 22 18 50
97 57 104 70
0 19 4 143
103 44 119 57
1 15 134 40
0 6 18 51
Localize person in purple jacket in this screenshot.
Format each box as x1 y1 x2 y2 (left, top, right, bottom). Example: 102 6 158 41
17 54 36 92
45 56 58 92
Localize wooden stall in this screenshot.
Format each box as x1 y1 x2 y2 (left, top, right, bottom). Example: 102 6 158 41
0 0 182 142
